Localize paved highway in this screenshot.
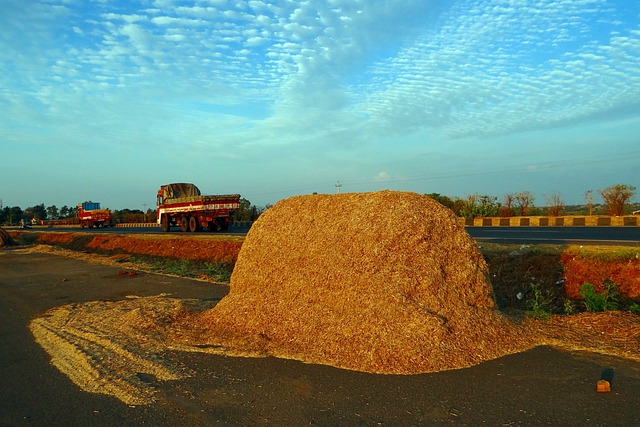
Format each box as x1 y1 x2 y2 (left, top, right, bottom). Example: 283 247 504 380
466 226 640 246
16 225 640 245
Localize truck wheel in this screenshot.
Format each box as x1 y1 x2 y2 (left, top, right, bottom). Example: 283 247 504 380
180 217 189 232
161 216 171 232
189 216 199 232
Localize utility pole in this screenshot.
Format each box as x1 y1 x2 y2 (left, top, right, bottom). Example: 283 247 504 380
335 181 342 194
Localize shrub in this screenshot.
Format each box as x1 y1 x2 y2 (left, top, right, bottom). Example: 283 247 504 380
563 299 576 315
580 280 619 312
526 284 552 320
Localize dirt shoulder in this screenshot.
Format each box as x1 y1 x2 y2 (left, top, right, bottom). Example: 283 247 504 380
2 249 640 426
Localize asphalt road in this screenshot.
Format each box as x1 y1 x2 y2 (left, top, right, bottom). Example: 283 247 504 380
2 250 640 426
15 225 640 245
466 226 640 246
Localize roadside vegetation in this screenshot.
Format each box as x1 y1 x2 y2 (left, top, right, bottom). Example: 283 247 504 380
426 183 637 220
120 255 234 283
481 243 640 320
7 230 640 321
1 183 637 226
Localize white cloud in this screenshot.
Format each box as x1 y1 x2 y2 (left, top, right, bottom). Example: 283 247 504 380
1 0 638 208
375 171 391 182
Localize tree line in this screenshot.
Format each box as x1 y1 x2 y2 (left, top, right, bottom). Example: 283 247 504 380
427 184 636 219
0 184 636 226
0 197 270 226
0 203 152 226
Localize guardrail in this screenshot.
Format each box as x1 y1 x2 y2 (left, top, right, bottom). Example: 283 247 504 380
114 223 159 228
7 216 639 230
463 215 639 227
113 222 253 228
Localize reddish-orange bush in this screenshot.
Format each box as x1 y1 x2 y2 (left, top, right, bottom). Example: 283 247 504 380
562 252 640 299
85 235 242 264
35 233 75 244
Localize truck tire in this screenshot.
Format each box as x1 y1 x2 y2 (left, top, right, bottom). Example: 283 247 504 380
180 217 189 232
161 215 171 232
189 216 199 232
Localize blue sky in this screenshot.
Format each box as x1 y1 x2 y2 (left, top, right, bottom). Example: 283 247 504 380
1 0 639 211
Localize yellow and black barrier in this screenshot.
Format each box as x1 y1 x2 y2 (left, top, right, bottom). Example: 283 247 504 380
462 215 638 227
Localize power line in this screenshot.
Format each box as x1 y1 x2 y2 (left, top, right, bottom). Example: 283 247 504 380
245 149 640 199
342 150 640 186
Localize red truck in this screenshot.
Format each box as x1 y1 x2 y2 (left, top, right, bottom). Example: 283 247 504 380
77 201 112 228
156 183 241 232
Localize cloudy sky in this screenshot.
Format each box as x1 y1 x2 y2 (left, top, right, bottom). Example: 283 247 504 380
1 0 639 211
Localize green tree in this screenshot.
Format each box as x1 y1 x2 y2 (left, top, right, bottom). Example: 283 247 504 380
599 184 636 216
231 198 268 222
112 208 144 223
425 193 455 210
46 205 59 219
24 204 47 221
3 206 24 225
232 198 253 222
460 194 500 219
451 199 466 216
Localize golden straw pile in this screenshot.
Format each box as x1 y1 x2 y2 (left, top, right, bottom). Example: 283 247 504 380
23 192 640 404
195 191 539 374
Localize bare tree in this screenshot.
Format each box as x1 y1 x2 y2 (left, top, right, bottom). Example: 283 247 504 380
514 191 535 216
500 193 515 217
584 190 594 216
599 184 636 216
545 192 564 216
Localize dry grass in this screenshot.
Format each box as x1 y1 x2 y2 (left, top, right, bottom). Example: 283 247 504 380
29 295 207 405
564 245 640 262
532 311 640 361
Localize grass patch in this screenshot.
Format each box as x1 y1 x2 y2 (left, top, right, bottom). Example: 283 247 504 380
125 255 234 283
564 245 640 262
